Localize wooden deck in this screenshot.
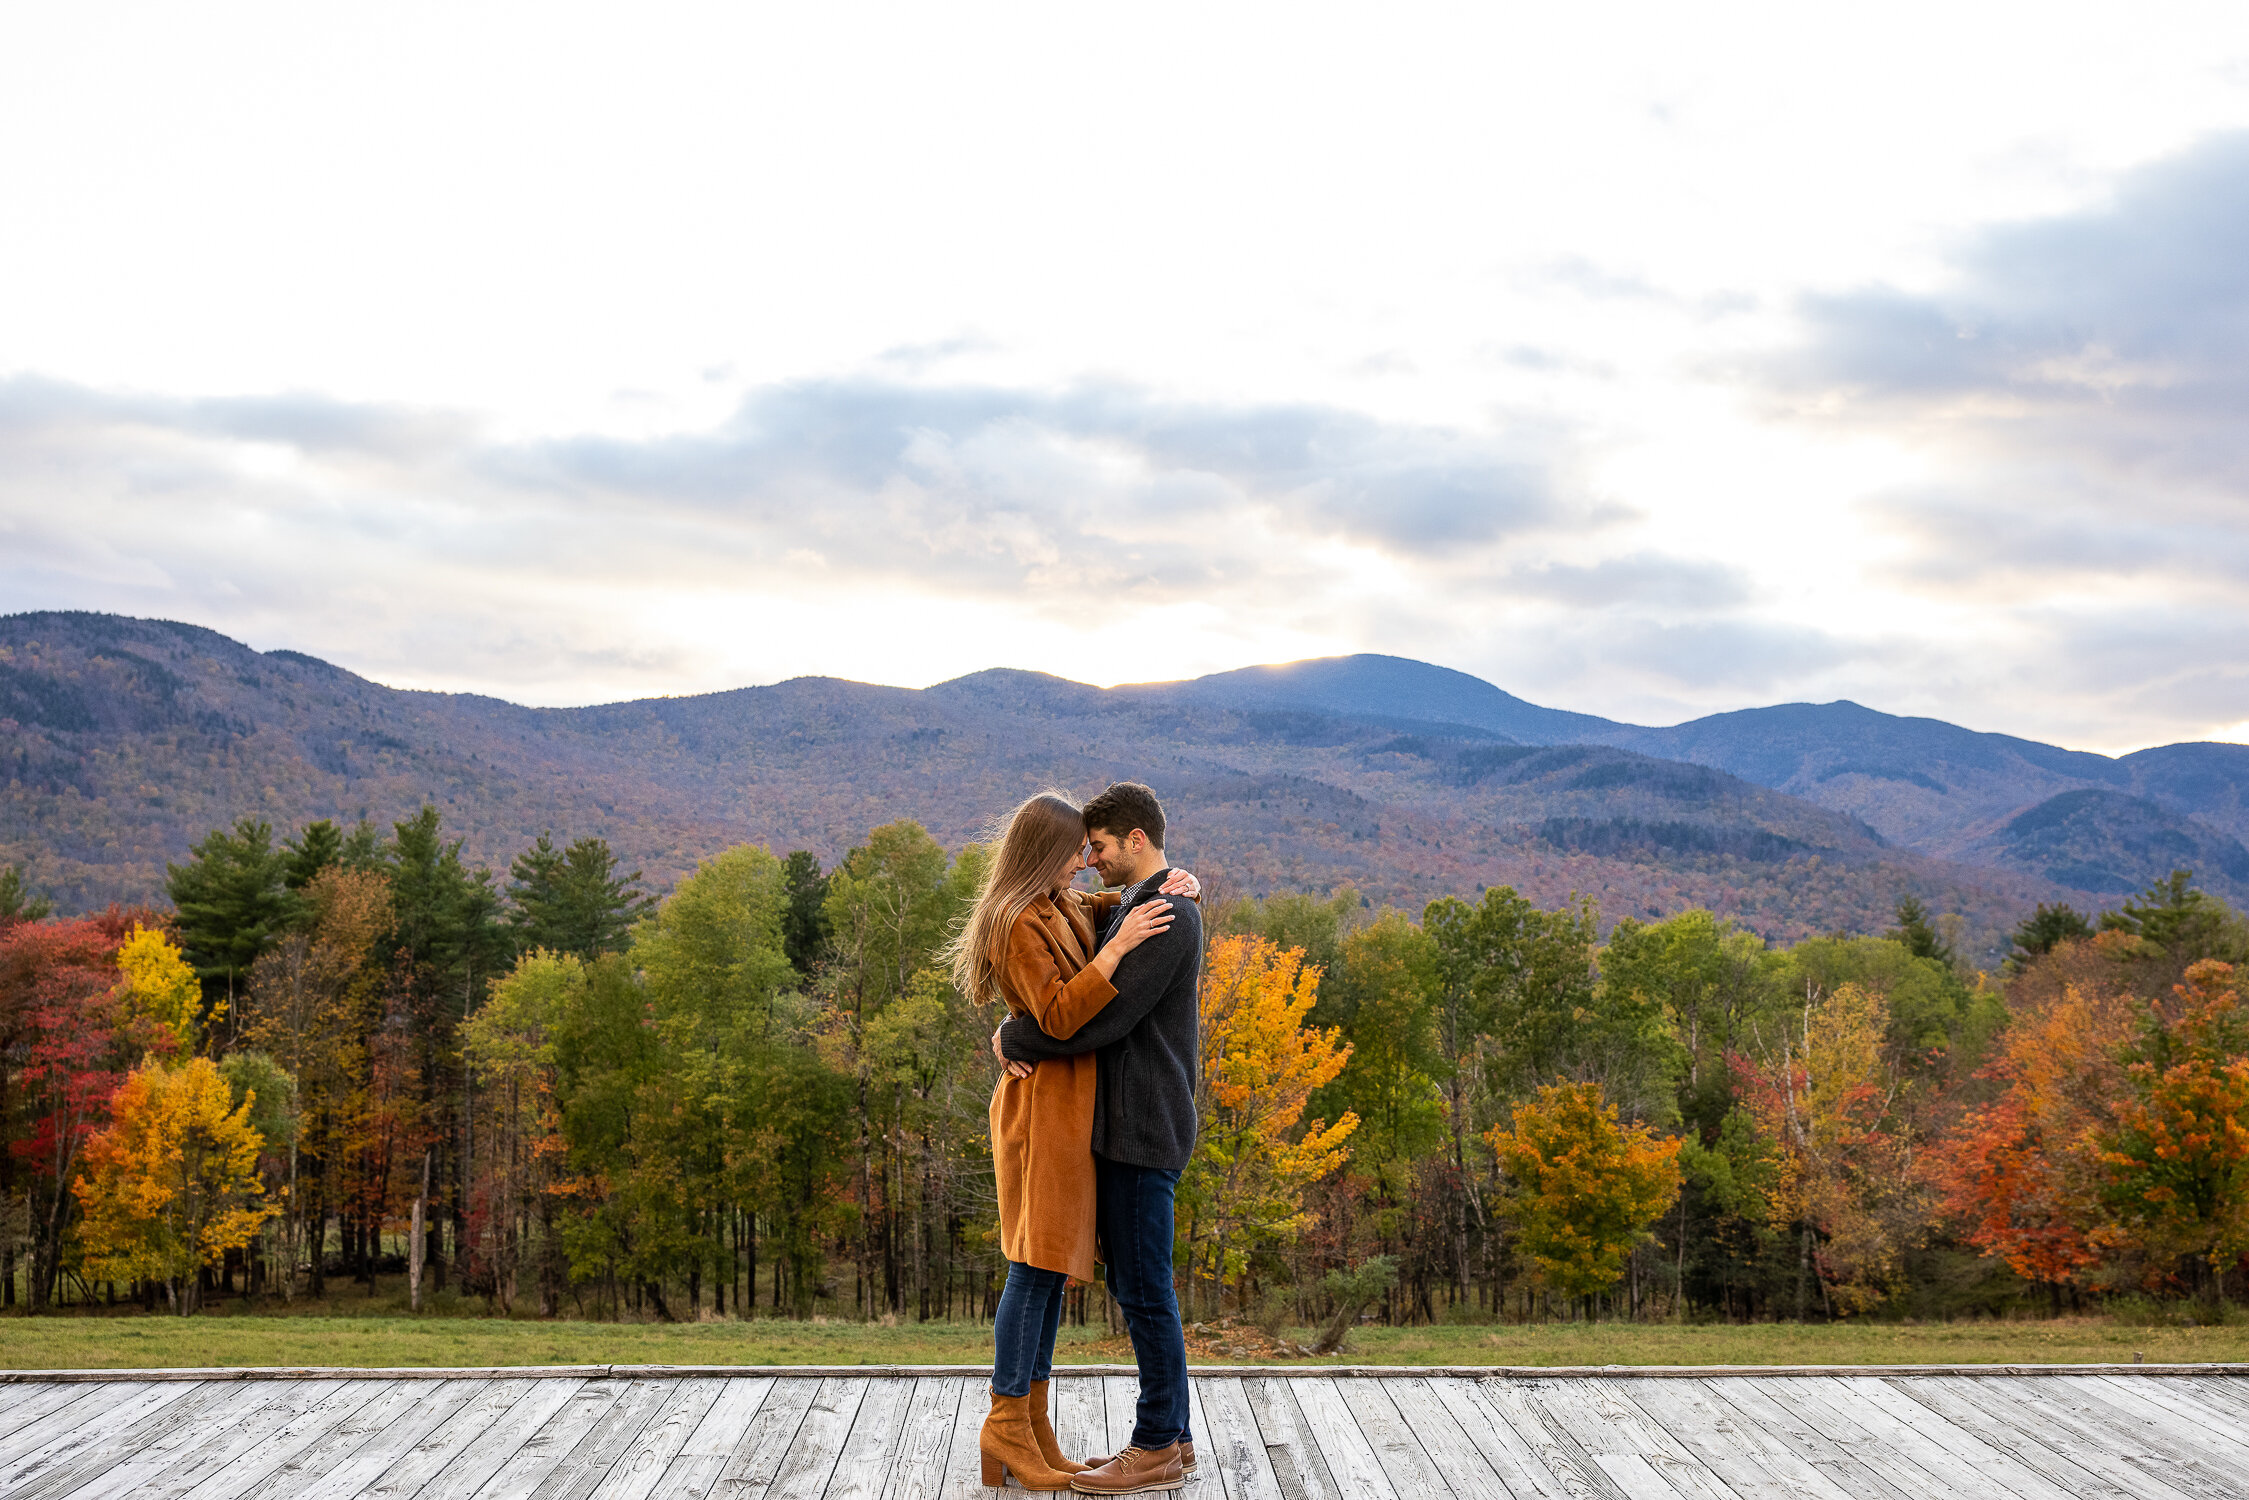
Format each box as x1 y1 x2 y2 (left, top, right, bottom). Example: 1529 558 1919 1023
2 1364 2246 1499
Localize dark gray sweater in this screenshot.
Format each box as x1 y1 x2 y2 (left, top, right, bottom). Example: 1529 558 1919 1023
998 870 1202 1171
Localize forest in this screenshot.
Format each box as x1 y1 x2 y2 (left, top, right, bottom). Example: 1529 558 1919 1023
2 804 2246 1334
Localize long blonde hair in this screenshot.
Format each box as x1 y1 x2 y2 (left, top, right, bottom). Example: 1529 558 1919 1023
946 791 1085 1007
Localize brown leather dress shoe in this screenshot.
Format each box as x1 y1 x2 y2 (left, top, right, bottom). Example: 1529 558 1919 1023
1069 1442 1186 1494
1086 1440 1195 1475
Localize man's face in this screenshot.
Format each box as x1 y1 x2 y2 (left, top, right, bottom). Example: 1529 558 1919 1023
1084 826 1142 885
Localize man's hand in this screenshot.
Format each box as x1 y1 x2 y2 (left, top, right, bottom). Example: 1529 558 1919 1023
991 1020 1033 1078
1158 868 1202 901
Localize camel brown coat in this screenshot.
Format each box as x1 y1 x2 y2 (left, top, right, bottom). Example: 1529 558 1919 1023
990 889 1120 1281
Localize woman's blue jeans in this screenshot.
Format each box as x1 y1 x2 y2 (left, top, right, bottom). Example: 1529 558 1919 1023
991 1260 1070 1398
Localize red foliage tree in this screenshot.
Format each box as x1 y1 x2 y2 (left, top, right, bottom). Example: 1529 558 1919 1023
0 906 171 1307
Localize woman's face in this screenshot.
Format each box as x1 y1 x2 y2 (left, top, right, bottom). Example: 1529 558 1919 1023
1049 839 1089 891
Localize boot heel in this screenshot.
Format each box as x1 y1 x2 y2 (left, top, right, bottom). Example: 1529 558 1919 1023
982 1454 1005 1486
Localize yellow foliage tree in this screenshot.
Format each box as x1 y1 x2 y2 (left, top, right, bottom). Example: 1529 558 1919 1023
74 1056 276 1313
1487 1079 1681 1303
116 923 201 1055
1180 935 1359 1315
1736 980 1934 1315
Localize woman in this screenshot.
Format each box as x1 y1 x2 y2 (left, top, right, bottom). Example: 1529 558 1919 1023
946 791 1192 1491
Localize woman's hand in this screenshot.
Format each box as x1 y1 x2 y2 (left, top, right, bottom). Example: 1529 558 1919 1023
1157 869 1201 901
1106 897 1174 956
991 1021 1033 1079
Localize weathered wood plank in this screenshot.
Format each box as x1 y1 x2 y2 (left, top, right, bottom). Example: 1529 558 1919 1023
138 1380 355 1500
3 1381 247 1500
1183 1373 1212 1463
1816 1375 2089 1500
2015 1376 2249 1494
176 1379 403 1500
1242 1376 1346 1500
7 1376 290 1500
1052 1374 1106 1469
2172 1373 2249 1424
1335 1379 1462 1500
821 1376 915 1500
1724 1376 1932 1500
1468 1377 1631 1500
648 1375 811 1500
1622 1376 1859 1500
316 1379 537 1500
580 1377 726 1500
936 1376 993 1500
386 1379 588 1500
524 1379 679 1500
1881 1376 2193 1500
12 1368 2249 1500
2087 1371 2249 1448
274 1378 487 1500
0 1383 105 1448
1967 1376 2241 1500
1191 1377 1285 1500
1754 1376 2069 1500
467 1381 630 1500
1537 1378 1738 1500
765 1377 868 1500
0 1381 162 1474
1102 1373 1138 1462
46 1376 321 1500
1285 1377 1401 1500
877 1375 964 1500
1383 1377 1542 1500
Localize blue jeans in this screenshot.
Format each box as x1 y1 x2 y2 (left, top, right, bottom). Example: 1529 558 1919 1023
992 1260 1069 1398
1096 1154 1191 1449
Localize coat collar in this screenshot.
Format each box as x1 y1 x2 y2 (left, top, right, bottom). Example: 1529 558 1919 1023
1027 890 1093 967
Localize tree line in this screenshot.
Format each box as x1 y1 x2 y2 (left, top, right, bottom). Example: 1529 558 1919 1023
2 808 2246 1326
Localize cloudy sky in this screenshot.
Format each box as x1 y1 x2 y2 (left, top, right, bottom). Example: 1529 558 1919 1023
5 2 2249 753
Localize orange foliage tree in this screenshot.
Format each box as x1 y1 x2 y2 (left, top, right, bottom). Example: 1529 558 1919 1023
1486 1078 1680 1304
73 1056 275 1312
1734 981 1933 1314
1178 935 1359 1316
1937 981 2137 1291
2095 960 2249 1296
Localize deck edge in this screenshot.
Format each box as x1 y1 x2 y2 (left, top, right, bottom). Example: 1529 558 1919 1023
1 1361 2243 1382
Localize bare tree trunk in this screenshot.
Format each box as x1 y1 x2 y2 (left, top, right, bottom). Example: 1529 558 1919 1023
410 1150 430 1313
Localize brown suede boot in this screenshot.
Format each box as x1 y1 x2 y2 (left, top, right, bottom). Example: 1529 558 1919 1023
981 1390 1078 1491
1027 1379 1090 1475
1069 1442 1186 1494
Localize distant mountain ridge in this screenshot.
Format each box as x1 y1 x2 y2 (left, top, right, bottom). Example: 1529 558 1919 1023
5 612 2247 957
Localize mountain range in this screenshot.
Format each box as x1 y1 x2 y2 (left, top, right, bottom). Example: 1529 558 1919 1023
5 611 2247 961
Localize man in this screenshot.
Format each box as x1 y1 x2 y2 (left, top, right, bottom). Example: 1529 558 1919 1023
993 781 1202 1495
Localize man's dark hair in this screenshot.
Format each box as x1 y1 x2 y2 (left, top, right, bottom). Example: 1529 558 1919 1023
1083 781 1165 849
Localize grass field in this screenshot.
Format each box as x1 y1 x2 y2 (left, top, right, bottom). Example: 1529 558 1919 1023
4 1308 2246 1371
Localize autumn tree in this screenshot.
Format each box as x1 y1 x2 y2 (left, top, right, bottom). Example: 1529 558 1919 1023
115 925 202 1056
1937 981 2137 1296
462 949 579 1314
1735 981 1934 1315
0 907 157 1307
1179 935 1358 1316
73 1056 274 1313
1488 1078 1681 1308
2095 960 2249 1300
241 865 393 1294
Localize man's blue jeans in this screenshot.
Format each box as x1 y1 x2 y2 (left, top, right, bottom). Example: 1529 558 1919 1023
992 1260 1069 1398
1096 1153 1191 1449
